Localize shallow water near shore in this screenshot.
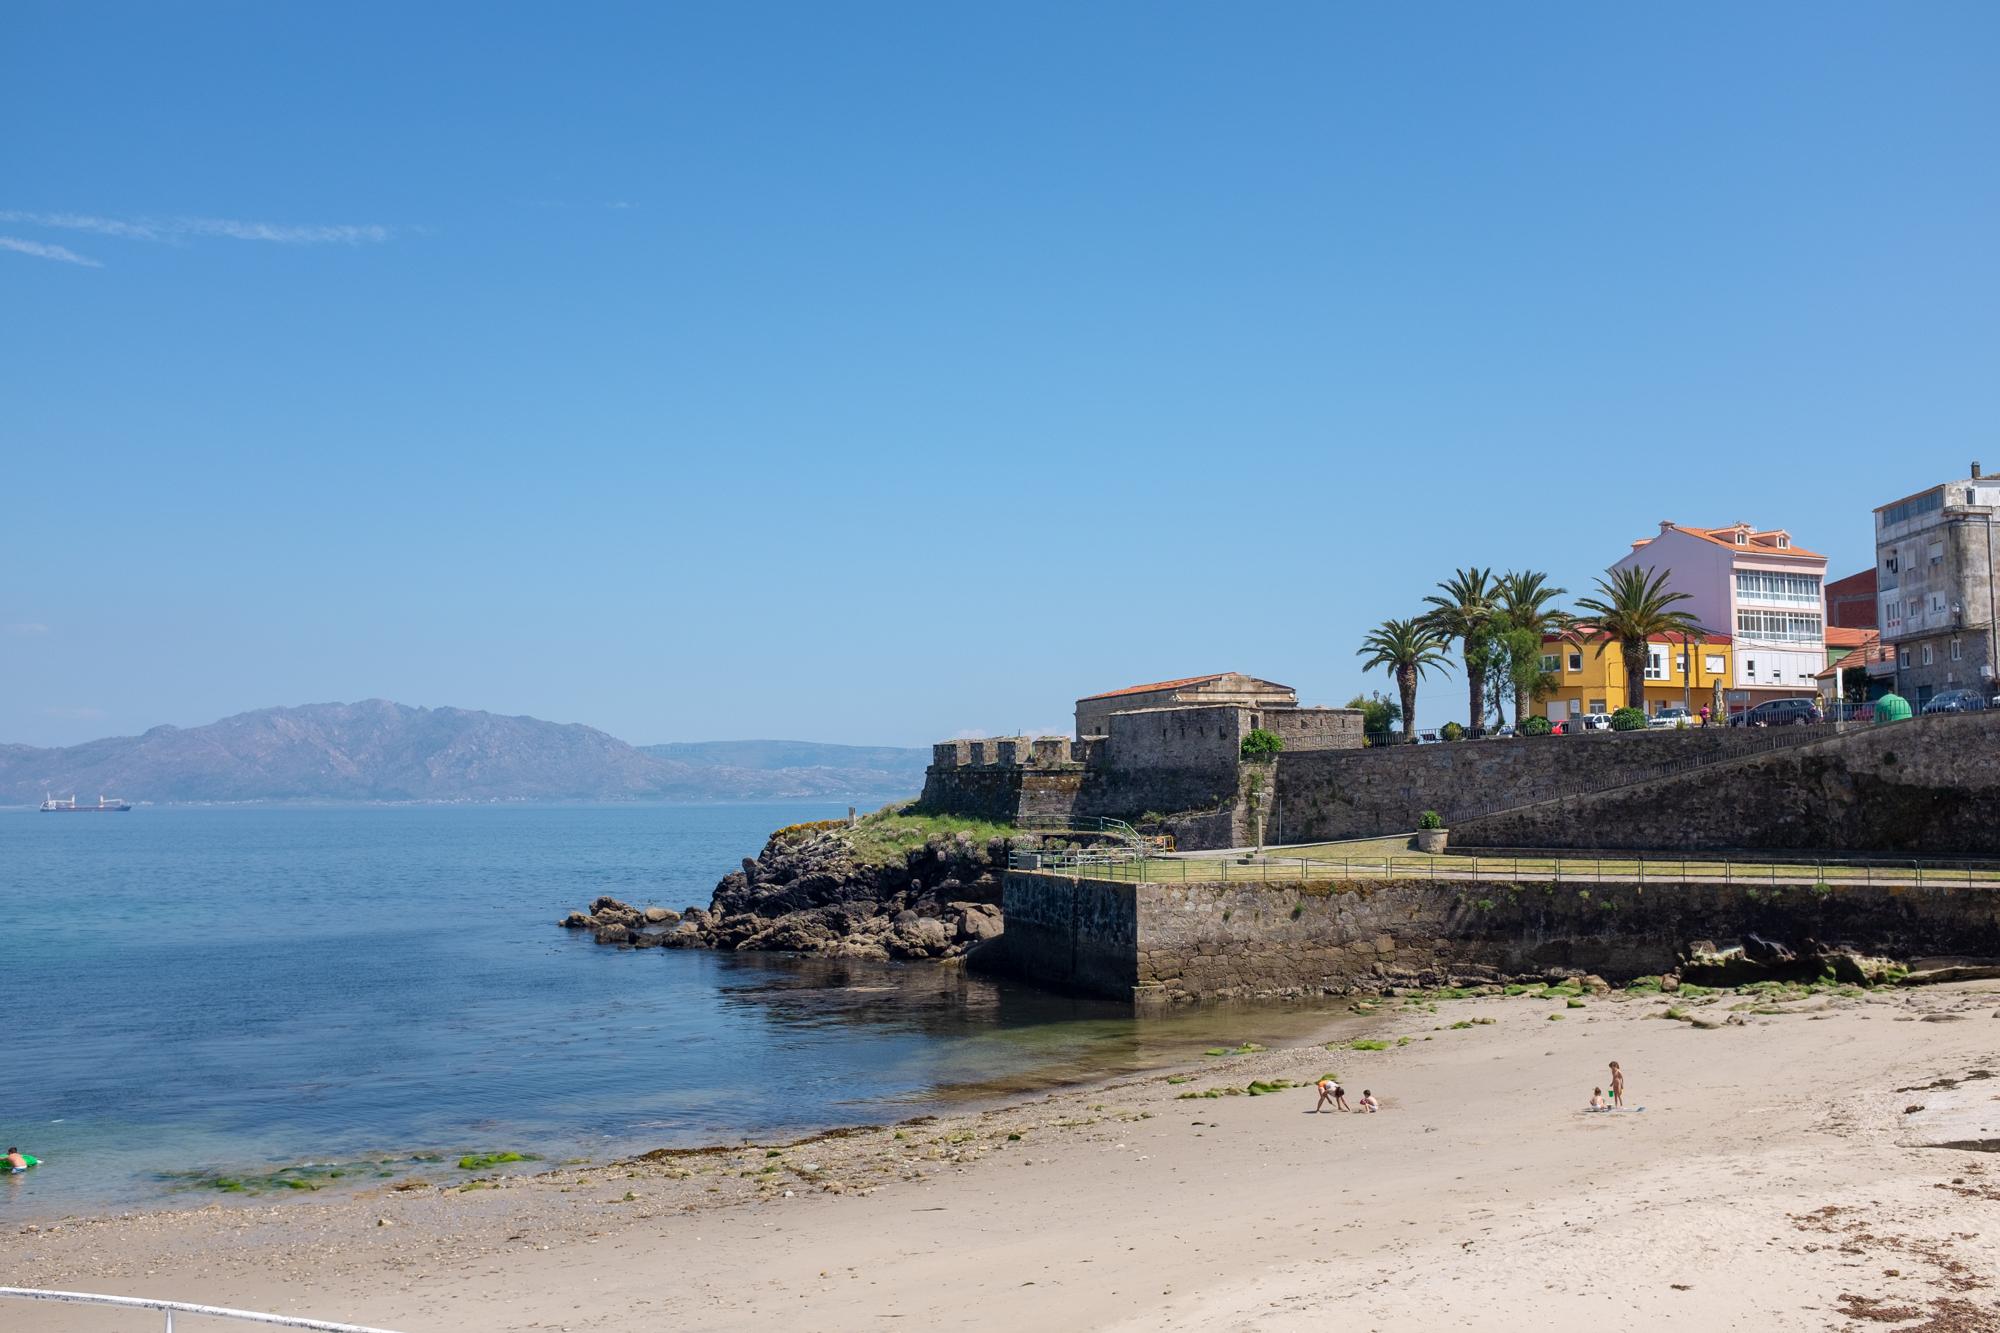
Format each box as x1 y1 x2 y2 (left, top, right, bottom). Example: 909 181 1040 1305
1 803 1363 1216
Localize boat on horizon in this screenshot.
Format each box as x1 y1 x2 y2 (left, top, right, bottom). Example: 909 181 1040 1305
40 792 132 812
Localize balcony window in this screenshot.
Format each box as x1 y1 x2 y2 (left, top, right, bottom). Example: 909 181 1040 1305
1923 644 1934 667
1736 609 1824 643
1540 654 1560 674
1567 652 1583 673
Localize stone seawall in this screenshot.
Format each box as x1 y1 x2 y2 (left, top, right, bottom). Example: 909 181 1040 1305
1454 713 2000 854
999 871 1137 997
1004 868 2000 1003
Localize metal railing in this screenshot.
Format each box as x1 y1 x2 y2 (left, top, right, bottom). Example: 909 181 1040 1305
1012 814 1145 846
0 1288 407 1332
1010 847 2000 890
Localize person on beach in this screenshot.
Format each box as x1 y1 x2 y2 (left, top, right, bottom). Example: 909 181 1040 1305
1588 1087 1610 1111
1314 1078 1350 1112
5 1147 38 1173
1609 1061 1626 1109
1358 1090 1379 1113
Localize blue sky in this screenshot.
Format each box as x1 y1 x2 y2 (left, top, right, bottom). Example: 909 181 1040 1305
5 3 1997 748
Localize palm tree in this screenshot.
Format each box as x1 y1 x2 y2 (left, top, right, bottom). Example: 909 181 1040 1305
1494 569 1570 725
1356 619 1453 744
1571 566 1704 714
1422 567 1497 736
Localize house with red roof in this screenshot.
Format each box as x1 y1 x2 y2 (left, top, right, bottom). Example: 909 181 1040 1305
1613 521 1829 709
1073 672 1297 738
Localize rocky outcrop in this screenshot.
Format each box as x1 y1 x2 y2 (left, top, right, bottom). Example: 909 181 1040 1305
559 826 1015 961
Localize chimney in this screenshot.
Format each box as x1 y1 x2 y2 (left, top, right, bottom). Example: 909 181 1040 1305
1973 461 1983 480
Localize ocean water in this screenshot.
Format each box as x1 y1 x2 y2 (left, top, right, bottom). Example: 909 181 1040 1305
0 803 1357 1216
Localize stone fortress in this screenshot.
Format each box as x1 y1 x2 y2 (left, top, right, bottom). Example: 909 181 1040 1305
922 671 2000 857
919 673 1364 848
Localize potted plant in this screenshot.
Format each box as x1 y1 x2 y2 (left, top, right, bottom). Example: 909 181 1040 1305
1415 809 1448 853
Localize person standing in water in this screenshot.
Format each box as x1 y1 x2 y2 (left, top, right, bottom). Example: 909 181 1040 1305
1608 1061 1626 1109
5 1146 38 1172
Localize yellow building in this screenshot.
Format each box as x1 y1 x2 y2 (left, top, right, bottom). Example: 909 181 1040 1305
1536 631 1735 722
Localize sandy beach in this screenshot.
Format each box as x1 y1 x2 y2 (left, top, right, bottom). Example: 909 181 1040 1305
9 978 1998 1332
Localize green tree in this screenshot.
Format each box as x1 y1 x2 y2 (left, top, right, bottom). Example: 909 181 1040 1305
1421 567 1497 737
1356 618 1453 744
1493 570 1570 724
1344 690 1403 742
1571 566 1703 715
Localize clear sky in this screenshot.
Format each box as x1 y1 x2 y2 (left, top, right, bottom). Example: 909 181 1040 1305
5 3 1997 748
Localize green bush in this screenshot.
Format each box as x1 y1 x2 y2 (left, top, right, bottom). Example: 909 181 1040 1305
1519 714 1552 736
1440 722 1465 742
1610 706 1647 732
1418 810 1444 830
1240 728 1284 759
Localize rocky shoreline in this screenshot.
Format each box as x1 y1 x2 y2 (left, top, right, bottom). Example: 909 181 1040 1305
560 819 1010 961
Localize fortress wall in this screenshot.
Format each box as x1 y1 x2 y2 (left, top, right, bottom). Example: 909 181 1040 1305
1272 728 1787 845
1264 707 1365 753
1456 713 2000 854
1005 869 2000 1003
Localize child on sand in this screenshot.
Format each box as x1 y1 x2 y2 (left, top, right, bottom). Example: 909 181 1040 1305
1609 1061 1626 1109
1314 1078 1350 1113
1588 1087 1610 1111
1358 1090 1379 1113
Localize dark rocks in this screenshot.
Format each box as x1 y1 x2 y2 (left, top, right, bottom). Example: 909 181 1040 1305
558 825 1014 961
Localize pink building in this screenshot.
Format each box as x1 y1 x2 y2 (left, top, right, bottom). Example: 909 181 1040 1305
1613 521 1828 705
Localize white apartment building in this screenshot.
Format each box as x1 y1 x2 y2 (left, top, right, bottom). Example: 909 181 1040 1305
1613 521 1828 704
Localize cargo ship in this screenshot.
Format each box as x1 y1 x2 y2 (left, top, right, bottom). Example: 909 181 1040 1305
40 792 132 812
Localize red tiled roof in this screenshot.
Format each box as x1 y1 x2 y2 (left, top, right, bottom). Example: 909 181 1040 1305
1631 523 1825 561
1079 673 1230 702
1824 626 1879 649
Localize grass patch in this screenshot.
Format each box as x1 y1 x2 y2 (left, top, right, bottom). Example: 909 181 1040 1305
842 803 1015 867
1346 1039 1391 1052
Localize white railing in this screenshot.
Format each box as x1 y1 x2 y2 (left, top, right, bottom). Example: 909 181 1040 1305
0 1288 407 1332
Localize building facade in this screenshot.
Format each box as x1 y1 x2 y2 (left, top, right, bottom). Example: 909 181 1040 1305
1612 521 1828 706
1537 632 1734 721
1873 470 2000 706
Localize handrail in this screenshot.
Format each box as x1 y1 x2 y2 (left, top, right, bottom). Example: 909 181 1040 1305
0 1288 408 1332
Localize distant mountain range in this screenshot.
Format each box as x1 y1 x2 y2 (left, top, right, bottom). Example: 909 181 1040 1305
0 701 930 806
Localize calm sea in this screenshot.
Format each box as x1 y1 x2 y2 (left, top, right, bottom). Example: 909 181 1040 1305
0 803 1355 1215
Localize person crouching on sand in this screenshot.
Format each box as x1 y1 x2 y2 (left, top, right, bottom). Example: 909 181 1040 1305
1588 1087 1610 1112
1609 1061 1626 1109
1357 1090 1379 1113
1314 1078 1350 1112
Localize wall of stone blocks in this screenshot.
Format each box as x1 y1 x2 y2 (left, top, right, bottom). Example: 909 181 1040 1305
1456 712 2000 854
1000 872 1139 996
1271 728 1785 845
1265 707 1365 752
1005 869 2000 1003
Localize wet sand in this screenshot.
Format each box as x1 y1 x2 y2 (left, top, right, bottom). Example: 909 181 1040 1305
9 979 1999 1332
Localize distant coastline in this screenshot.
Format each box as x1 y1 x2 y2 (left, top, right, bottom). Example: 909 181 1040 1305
0 699 927 806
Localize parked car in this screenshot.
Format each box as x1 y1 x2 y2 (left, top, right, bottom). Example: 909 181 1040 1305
1576 712 1614 732
1728 698 1820 727
1649 706 1693 729
1921 688 1990 714
1826 700 1876 723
